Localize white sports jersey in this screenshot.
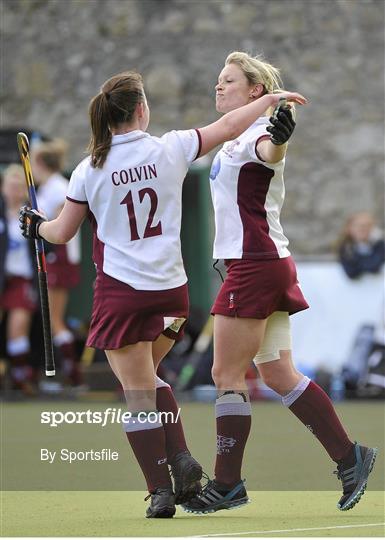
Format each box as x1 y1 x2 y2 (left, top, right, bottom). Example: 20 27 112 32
37 173 81 264
5 215 33 278
67 129 200 290
209 117 290 260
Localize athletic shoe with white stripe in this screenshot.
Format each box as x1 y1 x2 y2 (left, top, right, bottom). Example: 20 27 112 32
335 443 378 511
181 478 249 514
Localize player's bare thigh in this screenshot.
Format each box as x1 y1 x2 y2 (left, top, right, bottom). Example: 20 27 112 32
212 314 267 390
105 341 156 411
152 333 175 370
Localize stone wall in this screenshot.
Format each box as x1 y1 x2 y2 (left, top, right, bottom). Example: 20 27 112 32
2 0 384 254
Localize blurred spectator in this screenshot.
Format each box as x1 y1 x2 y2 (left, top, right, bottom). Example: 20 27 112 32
0 164 38 394
337 212 385 279
0 181 6 296
31 139 84 388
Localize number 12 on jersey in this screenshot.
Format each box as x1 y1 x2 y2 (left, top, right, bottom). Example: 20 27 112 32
120 188 162 241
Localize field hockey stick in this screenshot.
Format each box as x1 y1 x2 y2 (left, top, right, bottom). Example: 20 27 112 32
17 132 55 377
175 315 214 391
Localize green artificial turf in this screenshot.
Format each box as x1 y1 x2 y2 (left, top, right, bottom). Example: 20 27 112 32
2 490 384 537
1 400 384 536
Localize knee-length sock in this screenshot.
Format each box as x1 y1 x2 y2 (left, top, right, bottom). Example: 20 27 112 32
156 376 188 463
124 412 172 492
214 391 251 487
283 377 353 462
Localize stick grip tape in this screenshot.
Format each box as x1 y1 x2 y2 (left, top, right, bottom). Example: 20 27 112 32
38 271 55 376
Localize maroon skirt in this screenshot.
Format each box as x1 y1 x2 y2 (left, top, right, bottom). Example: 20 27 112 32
211 256 309 319
46 245 80 289
0 276 38 312
87 270 189 350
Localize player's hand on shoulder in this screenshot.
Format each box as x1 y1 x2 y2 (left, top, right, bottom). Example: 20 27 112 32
19 205 47 239
266 103 296 146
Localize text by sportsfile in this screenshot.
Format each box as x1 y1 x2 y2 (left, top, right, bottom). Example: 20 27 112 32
41 448 119 464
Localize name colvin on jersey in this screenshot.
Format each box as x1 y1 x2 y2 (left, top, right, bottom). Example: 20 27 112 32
111 163 157 186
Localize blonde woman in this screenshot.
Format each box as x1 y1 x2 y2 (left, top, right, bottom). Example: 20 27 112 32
0 165 37 393
183 52 377 514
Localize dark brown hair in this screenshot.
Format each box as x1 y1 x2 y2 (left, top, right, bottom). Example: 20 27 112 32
88 71 144 168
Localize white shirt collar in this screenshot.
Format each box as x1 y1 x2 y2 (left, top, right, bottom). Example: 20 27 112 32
111 130 150 145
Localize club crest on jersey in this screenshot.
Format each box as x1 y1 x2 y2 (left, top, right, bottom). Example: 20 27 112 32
216 435 236 455
223 139 240 158
209 154 221 181
163 317 186 333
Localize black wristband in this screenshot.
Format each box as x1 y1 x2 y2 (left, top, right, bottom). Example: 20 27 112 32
36 219 44 239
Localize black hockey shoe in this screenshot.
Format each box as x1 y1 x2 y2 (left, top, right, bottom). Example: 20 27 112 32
145 487 176 518
182 478 249 514
170 451 203 504
335 443 378 511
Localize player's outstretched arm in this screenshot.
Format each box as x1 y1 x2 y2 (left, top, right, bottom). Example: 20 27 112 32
197 91 307 157
20 199 88 244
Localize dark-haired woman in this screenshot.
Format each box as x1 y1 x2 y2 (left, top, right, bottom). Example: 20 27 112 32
20 69 306 518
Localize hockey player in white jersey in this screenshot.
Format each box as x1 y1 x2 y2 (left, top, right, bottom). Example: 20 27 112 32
182 51 377 515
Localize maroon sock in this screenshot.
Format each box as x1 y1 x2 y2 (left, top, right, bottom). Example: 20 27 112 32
57 341 83 385
10 353 32 383
156 385 188 462
214 394 251 487
288 380 353 462
125 425 172 492
9 352 29 368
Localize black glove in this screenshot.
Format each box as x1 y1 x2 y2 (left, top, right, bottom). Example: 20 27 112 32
19 205 46 239
266 104 296 145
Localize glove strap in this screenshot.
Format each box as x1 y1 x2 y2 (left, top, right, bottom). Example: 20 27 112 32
36 219 45 240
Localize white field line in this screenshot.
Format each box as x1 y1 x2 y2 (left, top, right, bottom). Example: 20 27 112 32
194 521 385 537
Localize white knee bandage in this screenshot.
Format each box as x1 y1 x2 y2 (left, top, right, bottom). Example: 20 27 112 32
253 311 292 365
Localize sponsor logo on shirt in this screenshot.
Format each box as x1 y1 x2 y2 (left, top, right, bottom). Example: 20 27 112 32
209 154 221 181
222 139 240 158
